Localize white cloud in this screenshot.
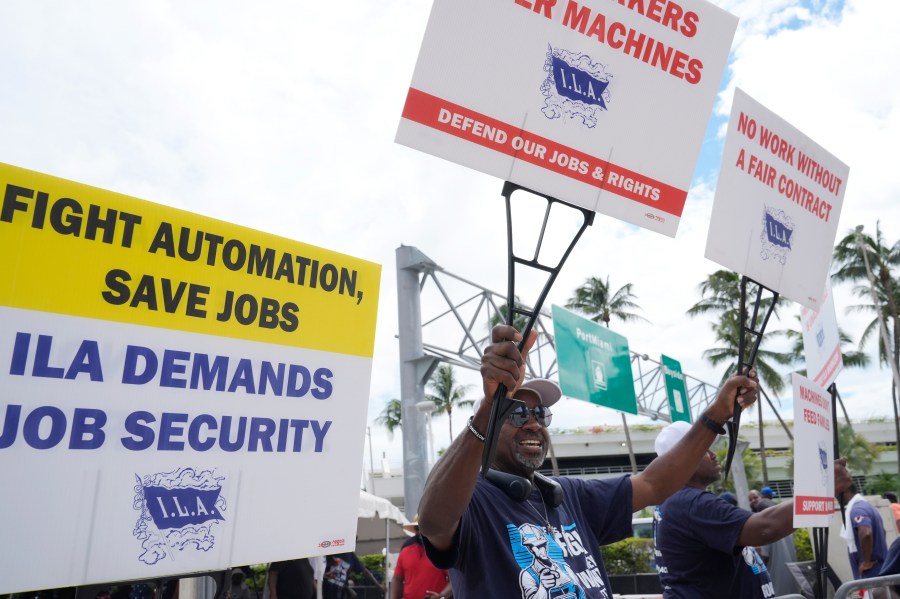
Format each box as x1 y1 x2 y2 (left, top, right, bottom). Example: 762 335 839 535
1 0 897 474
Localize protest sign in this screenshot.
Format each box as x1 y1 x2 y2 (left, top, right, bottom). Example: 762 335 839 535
0 162 381 593
706 88 849 310
397 0 737 236
801 281 843 387
792 373 835 528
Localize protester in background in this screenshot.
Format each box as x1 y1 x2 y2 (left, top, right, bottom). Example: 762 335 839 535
324 552 383 599
839 485 889 582
653 421 851 598
231 571 251 599
883 492 900 533
417 324 760 599
390 517 451 599
748 489 776 512
269 559 316 599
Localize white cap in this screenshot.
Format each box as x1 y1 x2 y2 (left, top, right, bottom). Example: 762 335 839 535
515 378 562 406
654 420 692 456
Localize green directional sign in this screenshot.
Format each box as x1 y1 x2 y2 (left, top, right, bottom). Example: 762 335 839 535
661 354 691 423
552 305 637 415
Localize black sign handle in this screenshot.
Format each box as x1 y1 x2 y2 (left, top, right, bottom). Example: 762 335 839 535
480 182 594 476
722 276 778 481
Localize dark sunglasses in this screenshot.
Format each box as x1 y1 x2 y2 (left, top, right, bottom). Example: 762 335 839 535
507 403 552 427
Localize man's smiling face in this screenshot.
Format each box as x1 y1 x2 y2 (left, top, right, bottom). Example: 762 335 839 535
493 388 549 477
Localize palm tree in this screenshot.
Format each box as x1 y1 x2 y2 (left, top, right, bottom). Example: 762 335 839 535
836 423 880 475
426 364 474 438
687 270 793 484
832 223 900 478
833 223 900 358
687 271 791 393
566 276 650 327
374 398 402 439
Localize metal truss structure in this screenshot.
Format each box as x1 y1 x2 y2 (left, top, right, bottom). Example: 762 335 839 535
397 245 722 513
408 247 721 420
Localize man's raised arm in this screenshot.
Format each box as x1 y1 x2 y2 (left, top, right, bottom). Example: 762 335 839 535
630 369 759 511
417 325 535 551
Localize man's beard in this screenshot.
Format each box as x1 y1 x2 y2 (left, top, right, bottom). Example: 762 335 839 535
515 451 547 470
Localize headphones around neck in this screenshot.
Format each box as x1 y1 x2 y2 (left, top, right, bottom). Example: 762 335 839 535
485 469 564 507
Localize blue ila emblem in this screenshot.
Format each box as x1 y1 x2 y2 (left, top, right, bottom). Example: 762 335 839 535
133 467 226 565
541 46 611 128
760 206 795 265
818 441 829 486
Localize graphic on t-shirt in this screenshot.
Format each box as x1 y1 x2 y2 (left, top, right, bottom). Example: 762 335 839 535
325 558 352 588
508 522 586 599
742 546 768 575
742 546 775 598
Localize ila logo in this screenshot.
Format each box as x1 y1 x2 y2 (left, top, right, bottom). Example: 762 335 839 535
760 207 794 265
541 46 611 128
133 467 226 565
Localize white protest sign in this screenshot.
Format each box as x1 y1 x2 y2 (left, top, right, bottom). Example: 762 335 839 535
792 373 835 528
396 0 737 237
0 163 381 593
705 88 849 310
801 280 843 387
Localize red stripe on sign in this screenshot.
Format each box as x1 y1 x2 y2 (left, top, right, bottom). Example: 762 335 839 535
795 496 834 515
814 344 843 387
401 88 687 217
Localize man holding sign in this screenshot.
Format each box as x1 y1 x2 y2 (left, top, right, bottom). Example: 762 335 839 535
652 421 851 598
417 325 759 599
838 485 889 583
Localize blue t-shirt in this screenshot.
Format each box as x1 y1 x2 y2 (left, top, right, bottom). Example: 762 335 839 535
323 552 365 599
424 475 633 599
848 498 888 579
654 486 774 599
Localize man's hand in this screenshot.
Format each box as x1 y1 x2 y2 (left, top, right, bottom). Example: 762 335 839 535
707 368 759 423
480 325 537 405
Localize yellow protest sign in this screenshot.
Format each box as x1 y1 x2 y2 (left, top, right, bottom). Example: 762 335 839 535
0 162 380 356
